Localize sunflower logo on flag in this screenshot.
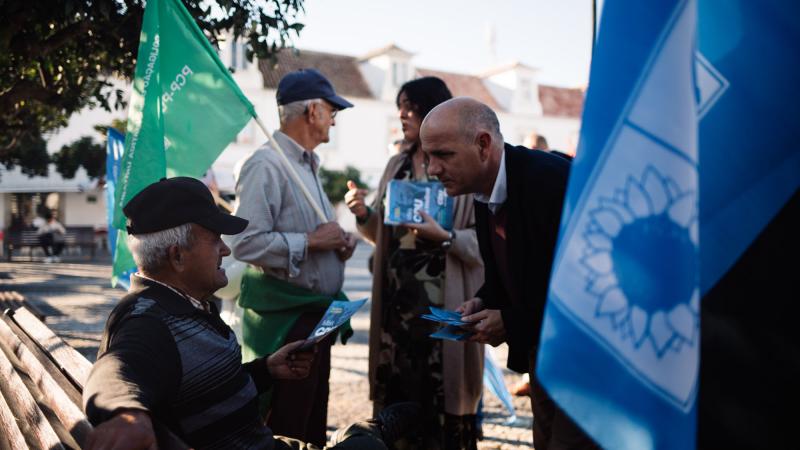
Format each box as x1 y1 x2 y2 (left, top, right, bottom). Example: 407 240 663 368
580 166 700 358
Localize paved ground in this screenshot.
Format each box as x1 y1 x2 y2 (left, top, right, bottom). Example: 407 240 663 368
0 243 533 448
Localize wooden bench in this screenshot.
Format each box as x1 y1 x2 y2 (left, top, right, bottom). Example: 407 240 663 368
3 227 97 261
0 307 188 449
0 291 46 321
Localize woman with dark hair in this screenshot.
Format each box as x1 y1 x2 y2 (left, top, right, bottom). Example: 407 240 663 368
345 77 485 449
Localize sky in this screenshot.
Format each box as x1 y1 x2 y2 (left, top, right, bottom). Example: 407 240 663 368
291 0 595 88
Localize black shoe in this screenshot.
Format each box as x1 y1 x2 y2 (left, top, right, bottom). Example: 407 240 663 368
376 402 422 445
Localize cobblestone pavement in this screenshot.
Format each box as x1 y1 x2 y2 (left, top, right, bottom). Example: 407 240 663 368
0 243 533 448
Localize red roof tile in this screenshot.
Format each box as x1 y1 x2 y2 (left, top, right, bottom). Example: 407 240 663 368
258 49 374 99
416 68 504 112
538 85 584 118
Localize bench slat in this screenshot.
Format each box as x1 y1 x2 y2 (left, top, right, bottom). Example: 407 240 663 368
0 340 65 450
0 388 28 450
0 318 92 447
12 307 92 388
0 291 46 321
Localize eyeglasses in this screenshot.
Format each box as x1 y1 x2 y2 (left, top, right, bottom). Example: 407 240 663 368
308 101 338 119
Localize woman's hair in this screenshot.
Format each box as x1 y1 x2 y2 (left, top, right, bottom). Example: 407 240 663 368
396 76 453 120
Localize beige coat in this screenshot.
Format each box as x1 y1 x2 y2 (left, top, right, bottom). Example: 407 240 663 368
358 153 485 416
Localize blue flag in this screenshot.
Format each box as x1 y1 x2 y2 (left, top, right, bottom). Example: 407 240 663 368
105 128 135 290
536 0 799 449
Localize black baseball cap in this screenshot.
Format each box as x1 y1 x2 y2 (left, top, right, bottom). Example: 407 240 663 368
276 68 354 110
123 177 248 236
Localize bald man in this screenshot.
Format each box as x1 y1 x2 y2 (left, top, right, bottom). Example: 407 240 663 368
420 98 596 450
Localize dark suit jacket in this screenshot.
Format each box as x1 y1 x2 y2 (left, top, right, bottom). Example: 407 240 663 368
474 144 570 373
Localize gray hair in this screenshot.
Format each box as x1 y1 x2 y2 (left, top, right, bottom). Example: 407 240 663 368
127 223 194 274
278 98 322 125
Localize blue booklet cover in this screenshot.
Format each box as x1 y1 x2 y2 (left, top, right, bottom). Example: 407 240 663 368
430 325 474 341
384 180 455 230
297 299 367 350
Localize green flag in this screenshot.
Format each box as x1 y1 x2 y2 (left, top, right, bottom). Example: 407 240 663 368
112 0 254 283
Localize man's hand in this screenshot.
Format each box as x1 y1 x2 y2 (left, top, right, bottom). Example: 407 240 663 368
456 297 484 316
344 180 369 220
86 409 158 450
336 232 358 261
403 211 450 242
462 308 507 347
307 222 347 252
267 340 315 379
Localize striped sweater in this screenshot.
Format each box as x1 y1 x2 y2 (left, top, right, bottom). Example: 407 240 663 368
84 276 275 449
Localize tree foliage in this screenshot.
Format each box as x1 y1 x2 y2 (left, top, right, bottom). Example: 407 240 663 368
0 0 305 176
51 136 106 180
319 166 365 205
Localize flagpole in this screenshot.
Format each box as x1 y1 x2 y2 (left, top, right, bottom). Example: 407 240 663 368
252 115 328 223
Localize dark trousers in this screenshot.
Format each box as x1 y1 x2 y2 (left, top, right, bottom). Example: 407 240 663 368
529 353 599 450
39 233 64 256
268 310 333 447
273 421 387 450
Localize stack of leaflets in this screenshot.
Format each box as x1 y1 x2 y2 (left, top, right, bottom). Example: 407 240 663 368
384 180 455 230
295 299 367 351
422 306 474 341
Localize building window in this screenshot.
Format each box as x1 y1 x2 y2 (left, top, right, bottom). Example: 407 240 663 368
519 78 533 101
392 62 407 86
230 40 249 71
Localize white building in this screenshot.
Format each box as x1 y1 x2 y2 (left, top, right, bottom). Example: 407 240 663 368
0 165 106 232
215 42 585 191
2 42 584 232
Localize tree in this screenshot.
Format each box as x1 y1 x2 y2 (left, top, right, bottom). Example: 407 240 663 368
51 136 106 180
319 166 365 205
0 0 305 176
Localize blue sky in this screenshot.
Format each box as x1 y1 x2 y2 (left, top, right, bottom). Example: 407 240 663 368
292 0 595 87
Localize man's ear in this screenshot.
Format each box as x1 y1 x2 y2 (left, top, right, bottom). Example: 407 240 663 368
167 245 184 272
476 131 492 161
306 102 319 125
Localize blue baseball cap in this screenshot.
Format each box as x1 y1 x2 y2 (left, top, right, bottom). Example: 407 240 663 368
276 68 354 110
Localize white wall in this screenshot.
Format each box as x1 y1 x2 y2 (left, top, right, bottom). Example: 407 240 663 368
62 190 107 228
498 112 581 154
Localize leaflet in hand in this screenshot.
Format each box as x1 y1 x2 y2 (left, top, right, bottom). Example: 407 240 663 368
422 306 474 341
384 180 455 230
297 299 367 350
430 325 473 341
421 306 469 326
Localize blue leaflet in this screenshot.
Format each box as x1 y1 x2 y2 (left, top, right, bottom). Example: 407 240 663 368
384 180 455 230
429 325 473 342
422 306 474 340
298 299 367 350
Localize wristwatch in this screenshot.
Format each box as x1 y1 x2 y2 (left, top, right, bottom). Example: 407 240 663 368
440 230 456 250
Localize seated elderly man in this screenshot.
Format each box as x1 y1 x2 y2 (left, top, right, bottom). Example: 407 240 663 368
83 177 414 450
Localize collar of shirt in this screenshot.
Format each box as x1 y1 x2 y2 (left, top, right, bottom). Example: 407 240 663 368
132 273 209 313
474 149 507 214
273 130 321 172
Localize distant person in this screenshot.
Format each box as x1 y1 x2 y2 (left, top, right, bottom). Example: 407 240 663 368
83 177 416 450
523 132 573 162
523 131 549 151
420 98 597 449
345 77 485 450
37 210 66 263
231 68 357 446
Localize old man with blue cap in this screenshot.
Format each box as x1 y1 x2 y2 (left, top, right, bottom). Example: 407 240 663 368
231 68 357 445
